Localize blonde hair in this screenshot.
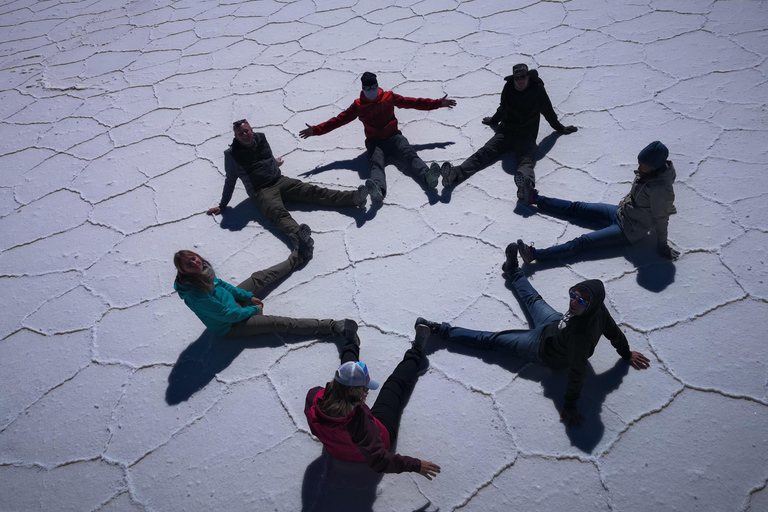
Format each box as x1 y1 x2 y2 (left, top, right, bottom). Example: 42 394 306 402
173 250 214 292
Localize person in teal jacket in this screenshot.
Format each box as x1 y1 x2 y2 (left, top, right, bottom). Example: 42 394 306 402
174 250 358 341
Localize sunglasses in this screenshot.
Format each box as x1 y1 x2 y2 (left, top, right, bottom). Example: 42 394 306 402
232 119 248 129
362 84 378 91
570 291 589 307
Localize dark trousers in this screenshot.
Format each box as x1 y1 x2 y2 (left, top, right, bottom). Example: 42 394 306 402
340 342 423 443
455 131 536 184
367 134 429 196
252 176 357 238
225 255 334 338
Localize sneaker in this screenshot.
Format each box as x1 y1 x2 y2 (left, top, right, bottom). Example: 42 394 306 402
414 317 441 334
424 163 440 189
441 162 458 188
298 224 314 261
366 179 384 204
514 174 535 205
502 243 519 272
516 239 536 264
413 324 431 352
332 319 359 344
355 184 368 208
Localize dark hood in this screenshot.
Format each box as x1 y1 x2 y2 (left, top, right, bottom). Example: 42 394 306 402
504 68 542 86
569 279 606 317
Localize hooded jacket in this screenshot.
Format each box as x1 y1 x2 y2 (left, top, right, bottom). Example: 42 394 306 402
304 386 422 474
617 161 676 245
487 69 566 139
228 132 282 195
309 89 443 147
174 278 258 336
539 279 631 409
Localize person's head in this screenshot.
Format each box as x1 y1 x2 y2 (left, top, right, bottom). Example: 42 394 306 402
317 362 379 418
361 71 379 100
637 141 669 173
232 119 254 146
568 285 591 316
174 250 213 291
512 63 530 91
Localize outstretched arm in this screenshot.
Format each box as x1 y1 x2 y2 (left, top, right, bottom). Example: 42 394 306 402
440 94 456 108
627 351 650 370
299 103 360 138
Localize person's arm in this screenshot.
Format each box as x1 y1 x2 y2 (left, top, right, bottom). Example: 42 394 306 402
347 406 424 474
603 305 649 369
561 332 590 428
539 87 577 134
299 102 359 138
391 92 446 111
185 290 259 324
650 185 679 260
217 279 255 304
208 151 240 214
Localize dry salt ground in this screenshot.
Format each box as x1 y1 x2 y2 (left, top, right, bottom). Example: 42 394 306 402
1 0 767 511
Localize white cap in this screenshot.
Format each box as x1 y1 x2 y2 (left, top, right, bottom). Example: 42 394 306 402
335 361 379 389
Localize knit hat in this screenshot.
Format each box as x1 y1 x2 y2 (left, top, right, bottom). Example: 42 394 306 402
361 72 377 87
335 361 380 389
637 141 669 169
512 63 529 78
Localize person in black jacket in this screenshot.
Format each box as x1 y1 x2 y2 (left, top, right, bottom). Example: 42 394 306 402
417 244 649 428
207 120 368 263
438 64 577 204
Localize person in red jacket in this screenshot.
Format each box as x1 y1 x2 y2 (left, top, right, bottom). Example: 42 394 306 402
304 325 441 479
299 71 456 204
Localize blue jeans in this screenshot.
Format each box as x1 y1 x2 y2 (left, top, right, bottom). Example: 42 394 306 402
438 269 562 363
534 196 629 261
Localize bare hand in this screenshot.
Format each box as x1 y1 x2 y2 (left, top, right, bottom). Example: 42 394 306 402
276 157 284 167
299 123 314 139
441 94 456 108
562 125 578 134
206 206 222 215
658 244 680 260
628 351 650 370
418 461 441 480
560 407 584 429
482 116 497 126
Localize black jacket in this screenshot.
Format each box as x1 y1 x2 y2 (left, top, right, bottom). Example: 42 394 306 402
488 69 565 139
229 132 281 191
539 279 631 408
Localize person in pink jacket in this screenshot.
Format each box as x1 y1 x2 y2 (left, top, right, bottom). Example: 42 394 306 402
304 325 441 479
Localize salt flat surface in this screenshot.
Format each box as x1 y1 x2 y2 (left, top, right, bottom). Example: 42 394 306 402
1 1 766 511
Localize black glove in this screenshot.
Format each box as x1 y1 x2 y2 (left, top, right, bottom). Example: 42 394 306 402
561 125 578 134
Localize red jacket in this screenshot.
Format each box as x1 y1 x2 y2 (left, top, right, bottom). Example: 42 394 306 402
310 89 443 146
304 386 422 474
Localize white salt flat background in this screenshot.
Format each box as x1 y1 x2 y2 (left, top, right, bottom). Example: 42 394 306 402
0 0 767 511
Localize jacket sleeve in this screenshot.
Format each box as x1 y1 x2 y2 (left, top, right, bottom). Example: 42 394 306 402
219 151 239 208
185 291 259 324
347 406 422 474
650 183 673 246
311 102 360 135
564 332 590 409
601 305 632 360
391 93 443 111
217 279 255 303
539 86 566 133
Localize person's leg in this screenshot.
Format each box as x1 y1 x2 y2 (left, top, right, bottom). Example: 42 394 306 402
225 315 335 338
236 252 302 295
533 206 629 261
339 340 360 365
389 134 429 180
279 176 358 208
369 347 423 443
367 142 388 197
454 131 508 182
437 323 544 363
537 197 619 225
252 180 300 238
504 268 563 328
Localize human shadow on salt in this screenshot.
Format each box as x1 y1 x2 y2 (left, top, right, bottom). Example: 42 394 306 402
518 233 677 292
298 142 455 206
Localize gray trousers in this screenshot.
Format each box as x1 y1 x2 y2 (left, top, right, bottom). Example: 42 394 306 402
225 254 334 338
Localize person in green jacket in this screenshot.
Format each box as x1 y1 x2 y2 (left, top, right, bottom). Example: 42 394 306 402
174 250 358 341
416 245 650 428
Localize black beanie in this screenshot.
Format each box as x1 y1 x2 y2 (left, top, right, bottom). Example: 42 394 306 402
361 72 377 87
637 141 669 169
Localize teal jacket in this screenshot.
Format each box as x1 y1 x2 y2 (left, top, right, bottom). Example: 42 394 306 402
175 278 259 336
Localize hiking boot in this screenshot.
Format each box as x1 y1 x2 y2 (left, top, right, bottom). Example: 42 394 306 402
514 174 535 205
413 324 431 352
441 162 458 188
502 243 519 273
425 163 440 189
516 239 536 264
415 317 441 334
331 319 359 344
366 179 384 204
355 184 368 208
298 224 314 261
